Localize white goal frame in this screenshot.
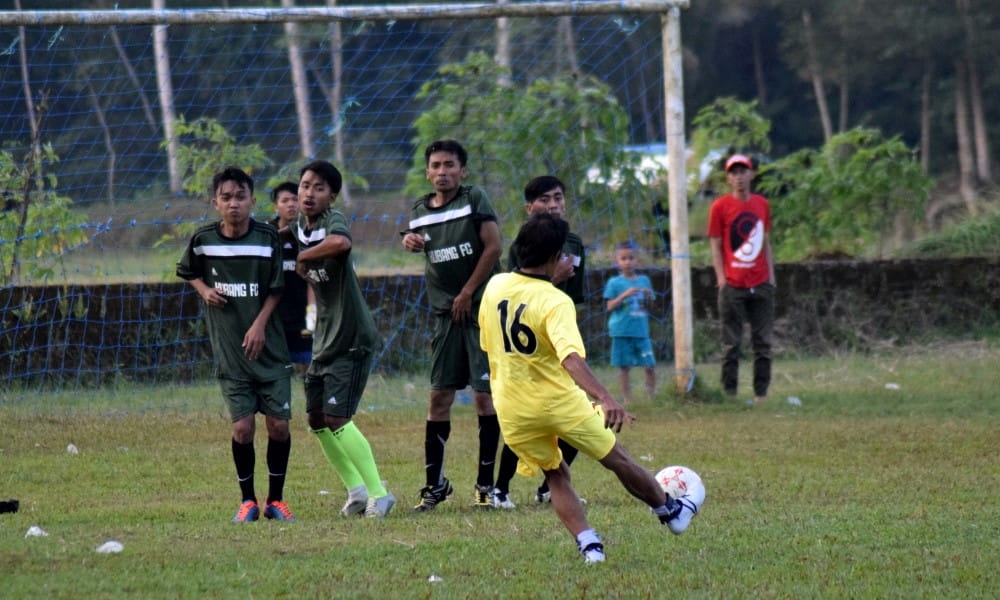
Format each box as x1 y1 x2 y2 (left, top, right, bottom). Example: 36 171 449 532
0 0 696 392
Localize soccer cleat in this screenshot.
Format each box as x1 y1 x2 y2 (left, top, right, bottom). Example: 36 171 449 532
263 498 296 522
492 488 516 510
232 499 260 523
535 487 551 504
473 484 495 509
339 486 368 517
364 492 397 518
579 542 606 564
413 478 453 512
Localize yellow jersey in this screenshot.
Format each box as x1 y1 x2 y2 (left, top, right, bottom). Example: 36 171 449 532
479 271 591 438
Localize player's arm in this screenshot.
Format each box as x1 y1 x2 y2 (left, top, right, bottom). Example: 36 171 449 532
709 236 726 288
452 219 502 323
561 352 635 432
243 292 282 361
765 232 776 287
187 278 227 308
296 233 350 278
606 287 638 311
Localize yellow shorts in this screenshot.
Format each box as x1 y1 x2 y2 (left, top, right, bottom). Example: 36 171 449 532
498 400 616 478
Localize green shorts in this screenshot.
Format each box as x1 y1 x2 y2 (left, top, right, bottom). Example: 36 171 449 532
430 314 491 393
219 376 292 422
305 349 373 418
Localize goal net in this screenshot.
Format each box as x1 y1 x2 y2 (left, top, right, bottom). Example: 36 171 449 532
0 1 689 396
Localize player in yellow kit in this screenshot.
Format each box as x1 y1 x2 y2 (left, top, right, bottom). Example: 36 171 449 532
479 213 701 564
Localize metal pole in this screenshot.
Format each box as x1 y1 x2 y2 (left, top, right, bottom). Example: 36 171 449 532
662 6 695 392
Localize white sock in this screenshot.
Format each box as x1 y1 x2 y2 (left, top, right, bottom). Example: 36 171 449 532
576 529 601 549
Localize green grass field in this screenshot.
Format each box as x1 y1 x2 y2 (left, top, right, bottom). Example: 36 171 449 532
2 342 998 598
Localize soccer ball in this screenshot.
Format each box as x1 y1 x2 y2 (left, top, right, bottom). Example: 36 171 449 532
655 465 705 506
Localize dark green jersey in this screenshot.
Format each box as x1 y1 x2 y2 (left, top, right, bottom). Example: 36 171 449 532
293 208 381 361
408 184 501 314
176 220 292 381
508 229 586 304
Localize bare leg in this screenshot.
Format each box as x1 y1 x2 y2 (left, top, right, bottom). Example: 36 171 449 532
618 367 632 404
543 461 589 536
598 442 664 508
644 366 656 400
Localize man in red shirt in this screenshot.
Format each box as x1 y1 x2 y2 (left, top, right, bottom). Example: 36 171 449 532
707 154 776 405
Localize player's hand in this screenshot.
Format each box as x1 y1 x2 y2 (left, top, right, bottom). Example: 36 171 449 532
401 232 425 253
552 253 574 285
242 323 266 361
451 290 472 324
599 398 636 432
200 288 227 308
295 259 311 280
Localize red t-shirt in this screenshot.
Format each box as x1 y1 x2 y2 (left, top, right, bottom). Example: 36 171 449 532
707 193 772 288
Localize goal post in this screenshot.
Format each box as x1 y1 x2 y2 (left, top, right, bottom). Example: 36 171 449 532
0 0 694 390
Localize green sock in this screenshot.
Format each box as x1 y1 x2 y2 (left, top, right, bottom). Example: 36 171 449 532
312 427 364 491
332 422 387 497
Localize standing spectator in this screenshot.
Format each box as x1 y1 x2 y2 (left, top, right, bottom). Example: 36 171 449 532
270 181 315 373
292 160 395 518
400 139 517 511
177 167 296 523
495 175 585 507
603 243 657 404
707 153 776 405
479 213 702 564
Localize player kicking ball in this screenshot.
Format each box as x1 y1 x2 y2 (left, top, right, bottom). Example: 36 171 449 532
478 213 703 563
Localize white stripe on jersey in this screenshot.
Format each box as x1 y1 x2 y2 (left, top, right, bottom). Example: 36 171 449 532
194 244 273 258
408 204 473 229
297 227 327 246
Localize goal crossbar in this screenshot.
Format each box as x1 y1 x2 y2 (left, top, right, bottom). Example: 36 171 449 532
0 0 689 26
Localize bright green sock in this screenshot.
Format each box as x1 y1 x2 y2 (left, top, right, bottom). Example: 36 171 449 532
332 422 387 497
312 427 364 491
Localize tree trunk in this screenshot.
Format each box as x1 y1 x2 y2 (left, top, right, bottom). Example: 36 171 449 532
326 0 350 205
957 0 991 184
283 0 315 160
87 80 116 203
558 16 580 76
15 0 40 163
953 59 976 215
495 0 512 87
752 26 767 109
838 75 848 133
152 0 181 194
801 10 833 142
919 62 931 175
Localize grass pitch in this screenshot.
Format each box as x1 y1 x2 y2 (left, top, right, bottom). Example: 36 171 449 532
1 342 998 598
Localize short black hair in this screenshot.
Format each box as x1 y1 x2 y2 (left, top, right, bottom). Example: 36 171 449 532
299 160 343 194
270 181 298 203
212 166 254 195
524 175 565 203
424 139 468 167
513 213 569 269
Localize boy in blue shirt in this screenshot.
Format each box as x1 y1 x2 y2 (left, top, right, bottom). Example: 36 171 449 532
603 243 656 403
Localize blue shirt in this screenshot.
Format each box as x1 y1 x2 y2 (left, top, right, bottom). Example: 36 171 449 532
603 274 653 338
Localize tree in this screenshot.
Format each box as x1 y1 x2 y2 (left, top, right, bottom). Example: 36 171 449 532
406 51 649 241
756 128 932 260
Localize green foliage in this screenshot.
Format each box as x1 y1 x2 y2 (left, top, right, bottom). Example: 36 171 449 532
167 116 272 199
406 51 651 241
905 210 1000 257
155 118 273 251
689 97 771 197
756 128 932 260
0 144 88 285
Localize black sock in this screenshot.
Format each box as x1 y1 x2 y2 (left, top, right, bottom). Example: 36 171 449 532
266 435 291 502
425 420 451 487
231 438 256 502
538 439 579 495
477 414 501 487
495 444 519 494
